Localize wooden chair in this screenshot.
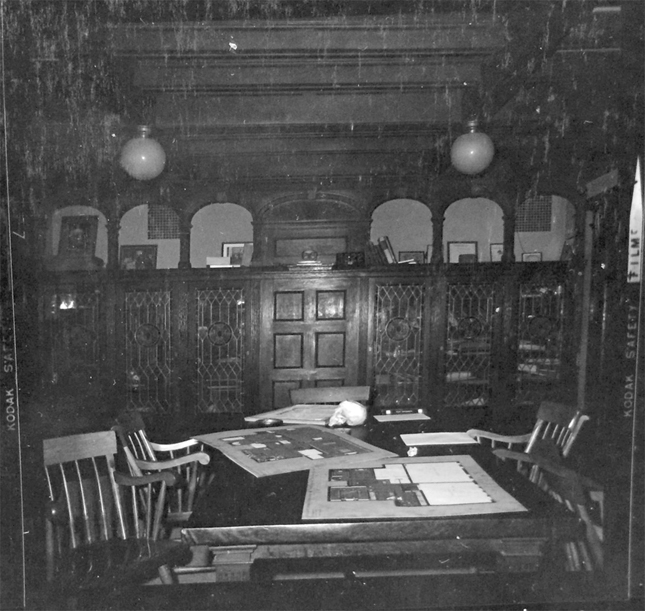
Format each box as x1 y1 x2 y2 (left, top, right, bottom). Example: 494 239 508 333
43 430 192 608
493 442 604 572
113 411 211 540
290 385 371 405
467 401 589 479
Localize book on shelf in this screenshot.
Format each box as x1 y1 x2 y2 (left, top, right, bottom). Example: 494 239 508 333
377 236 396 264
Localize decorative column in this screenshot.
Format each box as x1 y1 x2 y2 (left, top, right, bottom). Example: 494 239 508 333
106 213 120 271
177 211 192 269
430 208 445 264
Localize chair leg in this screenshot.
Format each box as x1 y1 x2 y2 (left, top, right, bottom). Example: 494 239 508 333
157 564 177 585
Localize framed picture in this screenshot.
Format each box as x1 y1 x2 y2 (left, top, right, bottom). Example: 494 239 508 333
120 245 158 270
490 243 504 262
399 250 427 264
58 215 98 257
222 242 252 266
522 251 543 262
448 241 478 263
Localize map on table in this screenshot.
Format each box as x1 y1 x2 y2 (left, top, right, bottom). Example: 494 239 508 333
194 425 397 478
302 455 527 520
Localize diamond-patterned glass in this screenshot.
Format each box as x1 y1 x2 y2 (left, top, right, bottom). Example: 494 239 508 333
515 282 565 405
444 283 494 408
124 290 172 413
373 284 424 409
196 287 245 413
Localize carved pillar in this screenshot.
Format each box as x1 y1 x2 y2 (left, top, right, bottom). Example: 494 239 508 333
106 214 120 271
502 208 516 263
178 211 192 269
430 210 444 264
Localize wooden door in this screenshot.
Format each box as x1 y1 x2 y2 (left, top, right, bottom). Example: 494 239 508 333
259 275 361 410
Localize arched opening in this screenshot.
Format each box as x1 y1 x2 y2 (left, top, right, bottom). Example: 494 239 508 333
191 203 253 268
119 204 180 269
443 198 503 262
371 199 432 263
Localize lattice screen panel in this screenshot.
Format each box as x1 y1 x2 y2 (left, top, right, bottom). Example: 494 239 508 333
515 283 565 406
148 204 180 239
373 283 424 409
444 283 495 409
124 290 172 413
196 287 245 413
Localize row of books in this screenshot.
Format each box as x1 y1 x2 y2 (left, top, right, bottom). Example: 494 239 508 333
365 236 420 265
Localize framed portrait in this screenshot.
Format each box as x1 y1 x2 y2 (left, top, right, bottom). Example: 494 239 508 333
399 250 427 264
522 251 543 262
222 242 252 266
58 215 98 257
448 241 478 263
120 245 158 270
490 243 504 262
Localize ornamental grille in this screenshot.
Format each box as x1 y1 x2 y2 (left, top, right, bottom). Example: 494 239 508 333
516 196 552 233
444 283 494 409
373 283 424 410
515 282 565 405
148 204 180 239
196 287 245 413
124 290 172 413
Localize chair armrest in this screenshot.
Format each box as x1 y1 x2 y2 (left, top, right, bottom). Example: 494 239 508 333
467 429 531 446
133 451 211 472
114 469 178 487
149 438 200 452
493 449 603 494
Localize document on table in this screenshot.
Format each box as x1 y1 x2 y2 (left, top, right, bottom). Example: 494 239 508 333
373 412 430 422
400 432 477 446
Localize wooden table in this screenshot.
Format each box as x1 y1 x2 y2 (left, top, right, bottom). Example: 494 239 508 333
182 420 580 582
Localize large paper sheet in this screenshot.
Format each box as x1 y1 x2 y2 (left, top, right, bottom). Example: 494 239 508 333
400 432 477 446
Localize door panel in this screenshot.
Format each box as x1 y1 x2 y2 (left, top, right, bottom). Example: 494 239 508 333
260 277 360 410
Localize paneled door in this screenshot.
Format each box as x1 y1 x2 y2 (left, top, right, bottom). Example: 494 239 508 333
259 276 361 410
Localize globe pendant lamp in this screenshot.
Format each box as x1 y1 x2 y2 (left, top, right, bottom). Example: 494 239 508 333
450 119 495 175
120 125 166 180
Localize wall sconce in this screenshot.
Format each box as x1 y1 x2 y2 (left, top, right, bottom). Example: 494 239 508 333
119 125 166 180
450 119 495 175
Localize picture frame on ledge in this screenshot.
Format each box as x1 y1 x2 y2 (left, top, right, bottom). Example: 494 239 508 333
448 241 478 263
522 251 543 262
222 242 252 266
490 243 504 262
120 245 158 270
58 215 98 257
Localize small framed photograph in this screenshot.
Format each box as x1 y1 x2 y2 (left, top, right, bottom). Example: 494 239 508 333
120 245 158 270
58 215 98 257
222 242 252 266
448 241 478 263
490 243 504 262
398 250 427 264
522 251 543 262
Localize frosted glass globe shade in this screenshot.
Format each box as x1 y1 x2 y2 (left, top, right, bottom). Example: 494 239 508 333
120 128 166 180
450 130 495 175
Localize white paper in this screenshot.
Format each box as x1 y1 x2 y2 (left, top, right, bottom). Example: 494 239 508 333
374 413 430 422
418 482 492 505
405 461 472 483
400 432 477 446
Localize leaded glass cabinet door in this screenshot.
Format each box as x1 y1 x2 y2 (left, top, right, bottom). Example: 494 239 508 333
259 276 360 410
123 289 172 413
443 281 496 412
372 283 425 411
514 281 566 406
194 286 246 414
41 286 101 385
